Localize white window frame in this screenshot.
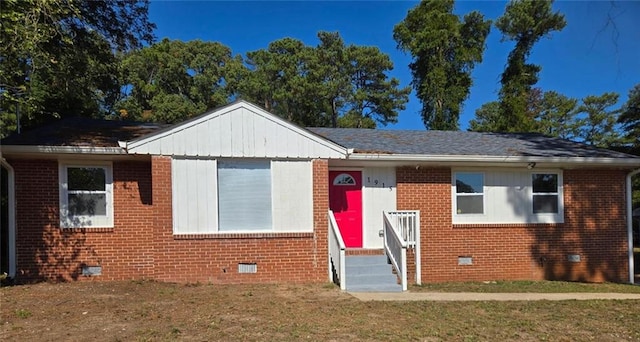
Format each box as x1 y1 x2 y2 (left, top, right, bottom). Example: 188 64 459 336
531 172 563 217
453 172 485 216
59 162 114 228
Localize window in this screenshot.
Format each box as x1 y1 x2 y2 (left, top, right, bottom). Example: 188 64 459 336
532 173 559 214
217 160 272 231
455 173 484 215
333 173 355 185
59 163 113 228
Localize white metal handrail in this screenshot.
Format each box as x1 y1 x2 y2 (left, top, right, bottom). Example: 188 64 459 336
383 211 407 291
328 210 346 290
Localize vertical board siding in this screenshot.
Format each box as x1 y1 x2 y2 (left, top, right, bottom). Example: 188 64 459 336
362 167 397 248
127 104 345 159
272 160 314 232
172 158 217 234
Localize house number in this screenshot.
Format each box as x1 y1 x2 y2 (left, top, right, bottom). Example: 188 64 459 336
367 177 385 188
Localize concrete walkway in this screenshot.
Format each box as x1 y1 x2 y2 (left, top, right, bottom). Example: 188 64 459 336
350 291 640 302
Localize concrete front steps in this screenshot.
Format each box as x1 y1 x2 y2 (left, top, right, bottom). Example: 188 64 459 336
345 254 402 292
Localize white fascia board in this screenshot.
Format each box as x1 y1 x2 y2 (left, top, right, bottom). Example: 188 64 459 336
1 145 127 155
347 153 640 168
124 100 349 157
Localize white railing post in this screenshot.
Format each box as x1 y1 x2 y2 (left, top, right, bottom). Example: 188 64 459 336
328 210 346 290
414 210 421 285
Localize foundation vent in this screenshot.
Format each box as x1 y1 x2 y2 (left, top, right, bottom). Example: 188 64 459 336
238 263 257 274
82 265 102 276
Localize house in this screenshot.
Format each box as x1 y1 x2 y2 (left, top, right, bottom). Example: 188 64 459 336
1 100 639 288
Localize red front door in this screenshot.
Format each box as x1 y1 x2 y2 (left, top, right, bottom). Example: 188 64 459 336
329 171 363 248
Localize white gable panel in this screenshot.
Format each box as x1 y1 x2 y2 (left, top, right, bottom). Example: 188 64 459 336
126 101 346 158
272 160 314 232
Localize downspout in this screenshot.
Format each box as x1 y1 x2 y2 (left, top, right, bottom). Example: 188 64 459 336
0 158 16 278
627 168 640 284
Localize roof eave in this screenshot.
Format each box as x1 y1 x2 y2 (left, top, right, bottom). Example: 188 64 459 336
347 153 640 168
1 145 127 156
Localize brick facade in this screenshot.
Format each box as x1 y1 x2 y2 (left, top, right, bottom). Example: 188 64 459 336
10 157 330 284
397 167 629 283
9 157 630 284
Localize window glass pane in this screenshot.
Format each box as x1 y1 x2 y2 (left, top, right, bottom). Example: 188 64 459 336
533 195 558 213
68 167 106 191
218 160 272 231
456 195 483 214
456 173 483 193
532 174 558 193
68 194 106 216
333 173 355 185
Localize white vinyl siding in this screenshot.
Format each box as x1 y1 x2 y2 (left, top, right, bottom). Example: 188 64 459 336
362 167 397 249
59 162 113 228
452 169 564 224
218 159 272 231
272 160 313 232
127 102 346 158
172 158 218 234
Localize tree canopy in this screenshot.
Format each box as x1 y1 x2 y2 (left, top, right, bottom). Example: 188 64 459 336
393 0 491 130
0 0 155 136
240 32 410 128
117 39 245 123
490 0 567 132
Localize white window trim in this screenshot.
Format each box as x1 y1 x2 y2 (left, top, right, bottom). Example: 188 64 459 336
452 171 486 217
59 161 114 228
530 171 564 220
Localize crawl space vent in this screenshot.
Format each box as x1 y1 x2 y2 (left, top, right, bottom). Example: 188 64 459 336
82 265 102 276
238 263 257 274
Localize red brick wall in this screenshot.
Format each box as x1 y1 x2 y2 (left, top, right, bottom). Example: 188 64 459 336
149 156 329 284
397 167 630 283
11 157 330 284
11 159 154 282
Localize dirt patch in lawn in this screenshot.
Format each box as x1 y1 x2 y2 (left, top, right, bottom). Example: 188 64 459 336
2 280 640 341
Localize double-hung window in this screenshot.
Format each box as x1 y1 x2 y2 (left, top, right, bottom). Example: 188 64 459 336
454 172 484 215
59 163 113 228
532 173 559 214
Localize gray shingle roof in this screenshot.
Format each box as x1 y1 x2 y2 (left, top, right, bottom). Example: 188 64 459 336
307 128 637 159
1 117 168 147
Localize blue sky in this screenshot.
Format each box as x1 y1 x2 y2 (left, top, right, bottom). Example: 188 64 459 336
149 1 640 130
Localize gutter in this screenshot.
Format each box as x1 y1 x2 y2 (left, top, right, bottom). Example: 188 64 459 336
627 168 640 284
346 153 640 168
1 145 127 155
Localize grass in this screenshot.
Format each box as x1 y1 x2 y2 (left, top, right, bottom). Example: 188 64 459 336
412 280 640 293
2 281 640 341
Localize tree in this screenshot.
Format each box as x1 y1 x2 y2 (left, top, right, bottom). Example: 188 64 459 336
0 0 155 137
574 92 623 147
117 39 245 123
536 91 579 139
393 0 491 130
241 32 410 128
494 0 566 132
468 101 501 132
619 84 640 148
